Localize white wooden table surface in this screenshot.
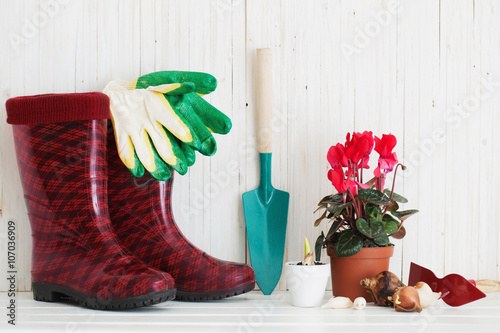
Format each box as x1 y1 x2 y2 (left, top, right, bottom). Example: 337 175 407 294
1 291 499 333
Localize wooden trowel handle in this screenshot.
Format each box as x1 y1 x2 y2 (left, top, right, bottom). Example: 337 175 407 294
256 48 272 154
474 279 500 293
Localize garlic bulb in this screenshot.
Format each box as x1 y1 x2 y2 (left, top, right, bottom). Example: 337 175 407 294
353 297 366 310
414 282 441 308
321 297 353 309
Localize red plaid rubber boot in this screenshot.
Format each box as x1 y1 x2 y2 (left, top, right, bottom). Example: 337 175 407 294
6 93 176 309
106 126 255 301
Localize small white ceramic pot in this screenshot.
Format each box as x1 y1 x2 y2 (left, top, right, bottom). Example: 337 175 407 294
284 261 330 307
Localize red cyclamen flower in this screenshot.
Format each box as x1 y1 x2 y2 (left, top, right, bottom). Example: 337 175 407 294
344 131 374 169
328 166 368 195
374 134 398 177
328 166 347 194
327 143 348 169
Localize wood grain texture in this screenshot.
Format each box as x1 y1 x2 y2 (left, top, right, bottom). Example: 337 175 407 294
1 291 500 331
256 48 273 153
0 0 499 293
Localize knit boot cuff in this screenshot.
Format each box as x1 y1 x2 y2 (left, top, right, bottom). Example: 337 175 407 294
6 92 110 125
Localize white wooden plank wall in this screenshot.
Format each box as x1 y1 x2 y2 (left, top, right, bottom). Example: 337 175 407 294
0 0 499 292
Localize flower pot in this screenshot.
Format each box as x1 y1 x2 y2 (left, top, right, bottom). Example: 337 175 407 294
327 246 394 302
284 261 330 307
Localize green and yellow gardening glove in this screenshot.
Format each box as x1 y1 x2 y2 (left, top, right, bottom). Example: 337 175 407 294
103 71 232 181
132 71 232 163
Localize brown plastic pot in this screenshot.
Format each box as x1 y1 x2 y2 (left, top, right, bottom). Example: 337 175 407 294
327 245 394 302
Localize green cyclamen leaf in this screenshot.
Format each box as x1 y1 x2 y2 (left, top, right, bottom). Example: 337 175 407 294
366 204 383 219
374 233 390 246
318 193 344 205
334 230 363 257
356 218 385 239
358 189 392 206
313 204 327 214
384 190 408 203
326 202 353 215
383 214 399 223
382 220 399 234
326 220 342 239
387 201 399 212
392 209 419 221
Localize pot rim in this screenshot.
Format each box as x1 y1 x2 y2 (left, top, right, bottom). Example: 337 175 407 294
327 245 394 259
285 261 329 266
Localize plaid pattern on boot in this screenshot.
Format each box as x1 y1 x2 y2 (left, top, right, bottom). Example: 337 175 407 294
7 93 175 309
107 123 255 300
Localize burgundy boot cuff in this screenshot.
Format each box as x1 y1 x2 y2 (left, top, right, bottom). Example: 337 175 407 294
6 92 110 125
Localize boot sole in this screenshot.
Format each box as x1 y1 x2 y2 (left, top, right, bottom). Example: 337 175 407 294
174 281 255 301
32 282 176 310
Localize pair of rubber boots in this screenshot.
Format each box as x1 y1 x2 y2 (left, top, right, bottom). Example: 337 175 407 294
6 92 255 310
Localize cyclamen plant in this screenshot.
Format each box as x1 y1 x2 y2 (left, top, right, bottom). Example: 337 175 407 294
314 131 418 259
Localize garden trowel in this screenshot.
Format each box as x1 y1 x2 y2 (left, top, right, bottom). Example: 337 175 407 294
242 48 289 295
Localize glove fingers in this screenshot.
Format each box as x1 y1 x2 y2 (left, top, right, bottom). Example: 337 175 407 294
131 130 172 181
134 71 217 95
186 93 232 135
166 72 217 95
166 94 217 156
112 120 145 178
145 91 202 149
147 147 172 181
146 82 195 96
127 151 145 178
200 137 217 156
178 139 196 167
119 138 145 178
149 124 188 175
